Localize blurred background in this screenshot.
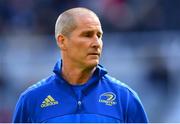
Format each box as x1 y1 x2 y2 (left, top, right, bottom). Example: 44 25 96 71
0 0 180 122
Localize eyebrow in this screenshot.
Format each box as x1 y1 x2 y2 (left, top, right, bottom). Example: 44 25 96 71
80 30 103 35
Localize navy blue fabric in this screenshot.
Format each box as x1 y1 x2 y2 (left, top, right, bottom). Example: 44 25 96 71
12 61 148 123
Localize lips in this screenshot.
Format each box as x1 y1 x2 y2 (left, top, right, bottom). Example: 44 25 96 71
88 52 100 56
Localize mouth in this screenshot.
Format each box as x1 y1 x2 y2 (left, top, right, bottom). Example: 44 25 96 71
88 52 100 56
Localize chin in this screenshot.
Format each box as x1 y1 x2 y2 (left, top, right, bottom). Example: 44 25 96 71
87 60 99 68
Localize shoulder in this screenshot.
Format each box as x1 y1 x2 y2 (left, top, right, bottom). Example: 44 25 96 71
20 75 56 100
102 75 132 91
13 75 57 122
102 74 140 100
15 75 57 112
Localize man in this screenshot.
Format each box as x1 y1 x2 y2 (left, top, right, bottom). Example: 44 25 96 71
13 7 148 123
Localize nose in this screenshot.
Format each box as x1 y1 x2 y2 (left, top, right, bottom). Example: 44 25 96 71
91 35 102 48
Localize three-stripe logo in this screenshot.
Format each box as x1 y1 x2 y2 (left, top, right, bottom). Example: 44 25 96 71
41 95 58 108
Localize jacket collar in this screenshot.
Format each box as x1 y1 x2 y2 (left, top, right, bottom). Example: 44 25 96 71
53 60 107 85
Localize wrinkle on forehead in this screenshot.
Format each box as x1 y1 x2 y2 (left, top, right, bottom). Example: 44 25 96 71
67 8 102 34
74 14 101 28
68 8 101 25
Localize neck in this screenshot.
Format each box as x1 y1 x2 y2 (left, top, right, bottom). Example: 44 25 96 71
61 62 96 85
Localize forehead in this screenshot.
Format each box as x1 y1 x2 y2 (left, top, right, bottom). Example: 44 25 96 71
74 14 102 32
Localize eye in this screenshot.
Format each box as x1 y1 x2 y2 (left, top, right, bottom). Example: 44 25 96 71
80 31 103 39
83 31 95 38
84 32 93 37
97 32 102 39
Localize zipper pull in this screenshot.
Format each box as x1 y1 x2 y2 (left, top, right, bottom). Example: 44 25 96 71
78 101 82 107
77 100 82 110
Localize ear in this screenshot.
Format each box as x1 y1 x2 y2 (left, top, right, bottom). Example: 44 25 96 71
57 34 67 50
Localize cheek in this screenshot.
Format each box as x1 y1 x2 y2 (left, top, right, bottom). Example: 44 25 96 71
70 41 86 54
100 41 103 49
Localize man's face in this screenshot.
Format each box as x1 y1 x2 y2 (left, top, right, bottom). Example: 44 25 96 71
64 14 103 69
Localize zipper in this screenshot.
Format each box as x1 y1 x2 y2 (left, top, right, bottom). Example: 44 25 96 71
77 100 82 111
70 86 83 113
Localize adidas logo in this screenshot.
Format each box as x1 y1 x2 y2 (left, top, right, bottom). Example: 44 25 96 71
41 95 58 108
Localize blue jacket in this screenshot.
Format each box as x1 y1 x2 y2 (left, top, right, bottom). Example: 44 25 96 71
13 61 148 123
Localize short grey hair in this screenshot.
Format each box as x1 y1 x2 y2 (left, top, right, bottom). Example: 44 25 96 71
55 7 99 41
